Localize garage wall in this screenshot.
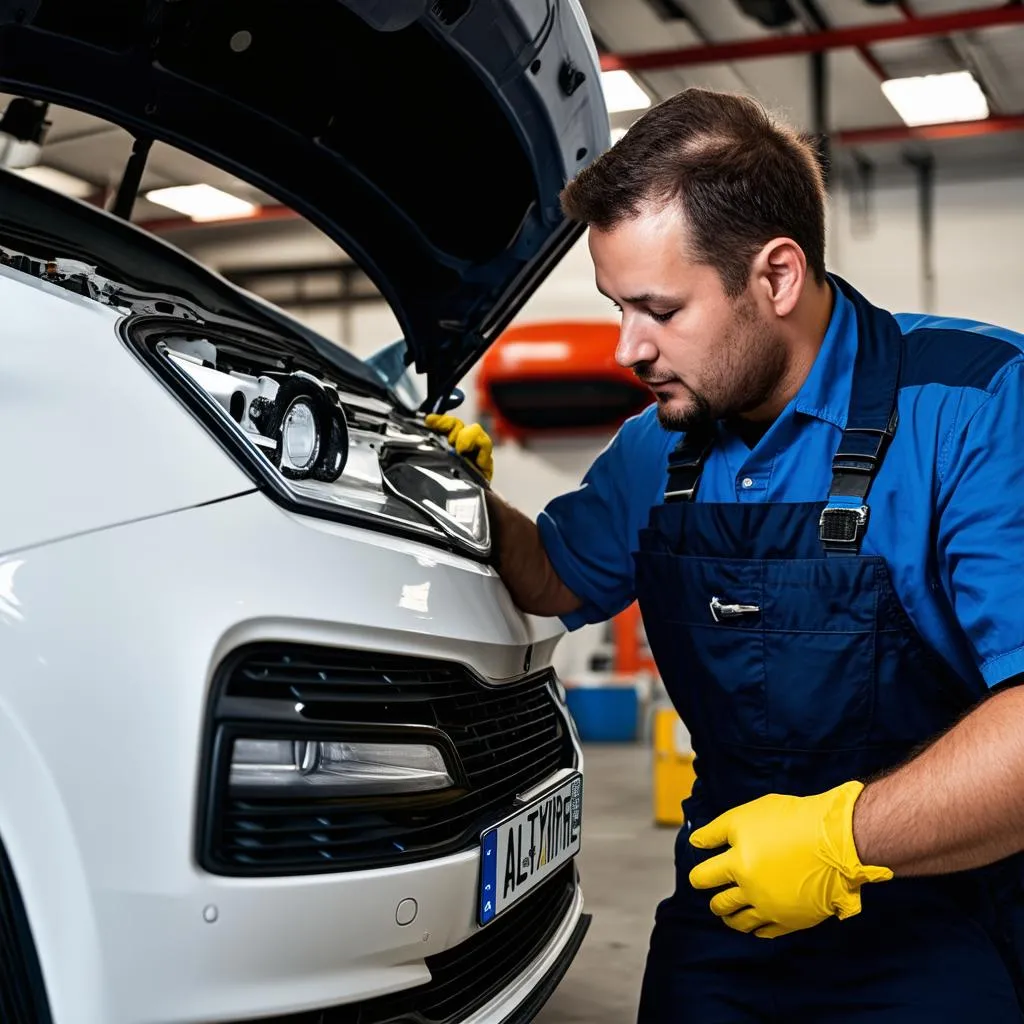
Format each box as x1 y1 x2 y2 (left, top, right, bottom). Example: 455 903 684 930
180 169 1024 347
829 171 1024 331
172 170 1024 678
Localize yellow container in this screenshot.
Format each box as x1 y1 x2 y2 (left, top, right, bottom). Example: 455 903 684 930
652 707 696 827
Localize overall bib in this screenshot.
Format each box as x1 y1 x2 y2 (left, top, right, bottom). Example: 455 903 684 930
633 281 1024 1022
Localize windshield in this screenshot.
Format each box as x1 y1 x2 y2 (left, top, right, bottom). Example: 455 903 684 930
363 339 429 412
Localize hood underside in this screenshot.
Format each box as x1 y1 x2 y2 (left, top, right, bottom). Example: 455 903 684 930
0 0 609 401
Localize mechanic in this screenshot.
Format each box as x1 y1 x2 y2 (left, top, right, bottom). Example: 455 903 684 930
429 87 1024 1021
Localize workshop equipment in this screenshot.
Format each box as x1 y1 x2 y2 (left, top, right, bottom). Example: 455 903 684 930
475 320 652 442
652 707 696 827
565 680 640 742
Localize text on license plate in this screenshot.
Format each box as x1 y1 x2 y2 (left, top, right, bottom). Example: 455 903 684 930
479 773 582 925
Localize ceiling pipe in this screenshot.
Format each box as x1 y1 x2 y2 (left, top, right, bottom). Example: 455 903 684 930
837 113 1024 145
599 4 1024 71
810 48 830 181
904 151 936 312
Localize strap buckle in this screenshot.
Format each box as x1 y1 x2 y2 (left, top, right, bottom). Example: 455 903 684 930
818 504 870 549
664 486 697 502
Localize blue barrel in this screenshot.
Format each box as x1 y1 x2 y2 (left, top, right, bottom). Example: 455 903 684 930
565 685 639 742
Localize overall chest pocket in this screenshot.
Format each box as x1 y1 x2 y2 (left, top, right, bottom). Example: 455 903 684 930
635 552 882 751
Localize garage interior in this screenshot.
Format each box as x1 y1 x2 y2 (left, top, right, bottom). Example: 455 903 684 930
3 0 1024 1020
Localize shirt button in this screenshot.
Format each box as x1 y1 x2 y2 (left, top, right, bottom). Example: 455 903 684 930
741 477 754 489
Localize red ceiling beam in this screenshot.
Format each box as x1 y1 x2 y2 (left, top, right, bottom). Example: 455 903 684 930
599 4 1024 72
837 113 1024 146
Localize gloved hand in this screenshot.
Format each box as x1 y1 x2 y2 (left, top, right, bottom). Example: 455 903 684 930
424 414 494 482
688 780 893 939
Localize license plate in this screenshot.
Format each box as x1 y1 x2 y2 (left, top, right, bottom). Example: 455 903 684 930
478 773 582 925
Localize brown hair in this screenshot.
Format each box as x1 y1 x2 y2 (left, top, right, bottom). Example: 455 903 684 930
561 88 827 296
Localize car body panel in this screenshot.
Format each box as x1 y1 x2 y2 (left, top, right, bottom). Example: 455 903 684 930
0 266 256 555
0 492 569 1022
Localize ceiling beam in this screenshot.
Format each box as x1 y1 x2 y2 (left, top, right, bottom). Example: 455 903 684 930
791 0 889 82
837 113 1024 146
599 4 1024 72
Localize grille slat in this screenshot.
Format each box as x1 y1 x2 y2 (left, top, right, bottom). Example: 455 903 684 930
459 727 561 766
453 706 557 743
206 644 575 875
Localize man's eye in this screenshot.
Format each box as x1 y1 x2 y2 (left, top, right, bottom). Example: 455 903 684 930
650 309 677 324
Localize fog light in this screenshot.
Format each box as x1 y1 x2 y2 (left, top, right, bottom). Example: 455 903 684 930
229 738 454 796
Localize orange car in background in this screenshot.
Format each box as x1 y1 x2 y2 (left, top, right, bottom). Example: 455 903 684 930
476 320 652 442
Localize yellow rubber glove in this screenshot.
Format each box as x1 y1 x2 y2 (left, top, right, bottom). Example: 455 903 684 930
688 781 893 939
423 414 494 482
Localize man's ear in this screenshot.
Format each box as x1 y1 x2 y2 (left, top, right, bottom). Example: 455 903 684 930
750 237 806 317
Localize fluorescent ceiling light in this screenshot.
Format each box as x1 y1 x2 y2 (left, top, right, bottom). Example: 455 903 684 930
881 70 989 127
145 184 257 222
601 70 652 114
12 165 94 199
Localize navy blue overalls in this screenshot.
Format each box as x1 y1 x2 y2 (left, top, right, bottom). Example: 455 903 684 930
633 280 1024 1022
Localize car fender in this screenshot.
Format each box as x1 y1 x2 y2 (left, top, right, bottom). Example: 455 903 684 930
0 691 107 1024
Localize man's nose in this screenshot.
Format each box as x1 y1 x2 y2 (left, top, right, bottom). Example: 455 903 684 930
615 315 659 368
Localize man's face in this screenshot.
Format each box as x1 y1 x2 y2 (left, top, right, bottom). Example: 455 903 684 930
589 204 785 432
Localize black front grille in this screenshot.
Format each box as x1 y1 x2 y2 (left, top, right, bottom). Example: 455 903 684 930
202 645 575 875
248 862 580 1024
0 839 52 1024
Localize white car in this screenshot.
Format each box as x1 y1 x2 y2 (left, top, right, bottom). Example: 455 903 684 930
0 2 609 1022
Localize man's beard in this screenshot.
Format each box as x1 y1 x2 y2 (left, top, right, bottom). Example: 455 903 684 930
640 298 785 434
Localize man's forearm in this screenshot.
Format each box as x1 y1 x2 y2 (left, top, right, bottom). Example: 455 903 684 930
853 683 1024 875
487 492 582 618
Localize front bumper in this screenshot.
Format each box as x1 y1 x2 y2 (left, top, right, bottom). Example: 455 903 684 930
96 854 587 1024
233 867 590 1024
0 492 579 1023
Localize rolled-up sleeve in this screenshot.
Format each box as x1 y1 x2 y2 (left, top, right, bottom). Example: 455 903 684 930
937 359 1024 687
537 415 659 631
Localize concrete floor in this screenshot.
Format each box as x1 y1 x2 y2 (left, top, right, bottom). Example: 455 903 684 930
535 743 677 1024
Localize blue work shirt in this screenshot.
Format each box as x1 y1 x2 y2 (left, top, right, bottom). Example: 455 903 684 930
538 277 1024 691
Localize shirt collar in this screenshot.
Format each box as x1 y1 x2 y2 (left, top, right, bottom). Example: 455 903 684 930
791 275 858 431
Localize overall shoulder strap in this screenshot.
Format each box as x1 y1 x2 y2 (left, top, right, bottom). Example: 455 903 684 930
663 425 715 503
820 277 903 556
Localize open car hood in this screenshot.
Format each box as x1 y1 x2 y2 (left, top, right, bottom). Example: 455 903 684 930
0 0 610 403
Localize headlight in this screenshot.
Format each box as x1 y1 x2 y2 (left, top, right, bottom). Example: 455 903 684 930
279 399 319 473
228 737 454 796
153 338 491 558
250 373 349 482
380 447 490 553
